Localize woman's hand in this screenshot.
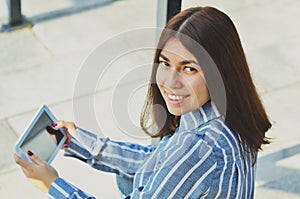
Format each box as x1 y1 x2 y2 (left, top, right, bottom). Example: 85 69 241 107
52 121 76 148
14 151 59 193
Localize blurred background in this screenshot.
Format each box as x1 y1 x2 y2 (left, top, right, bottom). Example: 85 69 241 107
1 0 300 198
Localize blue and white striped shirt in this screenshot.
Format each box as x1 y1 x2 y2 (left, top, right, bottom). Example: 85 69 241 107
48 101 255 198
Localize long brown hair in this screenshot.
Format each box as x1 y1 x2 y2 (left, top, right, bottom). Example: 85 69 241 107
140 6 271 158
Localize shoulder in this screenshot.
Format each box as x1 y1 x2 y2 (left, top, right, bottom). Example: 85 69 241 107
194 118 241 160
167 118 241 163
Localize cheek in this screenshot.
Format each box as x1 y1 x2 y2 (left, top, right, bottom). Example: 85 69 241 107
192 77 209 100
155 72 163 96
156 68 164 87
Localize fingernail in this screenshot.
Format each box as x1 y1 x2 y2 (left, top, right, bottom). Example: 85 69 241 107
52 123 57 127
63 144 68 149
27 150 34 156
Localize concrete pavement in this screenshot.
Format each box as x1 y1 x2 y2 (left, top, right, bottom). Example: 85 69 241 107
1 0 300 198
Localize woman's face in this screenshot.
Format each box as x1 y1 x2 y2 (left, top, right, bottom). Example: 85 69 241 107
156 38 210 116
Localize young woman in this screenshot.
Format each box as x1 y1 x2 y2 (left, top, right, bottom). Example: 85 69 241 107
14 6 271 199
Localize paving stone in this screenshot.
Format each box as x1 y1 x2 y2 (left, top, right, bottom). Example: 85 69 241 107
248 39 300 92
0 169 45 198
0 54 81 120
29 0 157 56
261 82 300 154
0 0 7 25
257 143 300 185
261 174 300 195
0 28 51 73
277 153 300 171
7 111 35 137
255 186 300 199
0 120 18 173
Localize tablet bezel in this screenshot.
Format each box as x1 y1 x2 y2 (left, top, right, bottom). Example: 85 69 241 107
15 104 67 164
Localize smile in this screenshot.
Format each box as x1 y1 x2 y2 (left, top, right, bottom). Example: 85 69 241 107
166 93 189 104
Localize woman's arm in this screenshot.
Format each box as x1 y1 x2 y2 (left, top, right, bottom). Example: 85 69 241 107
48 178 96 199
46 126 157 199
56 122 156 178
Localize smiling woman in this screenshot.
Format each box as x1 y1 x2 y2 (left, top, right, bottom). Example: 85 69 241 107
156 38 210 116
140 6 272 198
14 6 271 199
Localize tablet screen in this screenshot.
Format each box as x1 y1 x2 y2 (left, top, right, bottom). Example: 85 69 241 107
19 111 59 162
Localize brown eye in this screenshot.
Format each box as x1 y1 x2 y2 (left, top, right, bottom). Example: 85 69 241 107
184 66 197 73
159 60 170 68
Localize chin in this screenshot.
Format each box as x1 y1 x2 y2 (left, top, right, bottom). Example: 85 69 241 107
167 103 202 116
167 106 186 116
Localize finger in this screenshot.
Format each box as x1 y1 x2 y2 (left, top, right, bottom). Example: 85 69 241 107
46 125 58 135
62 143 69 150
54 121 76 134
46 125 63 143
14 153 32 170
21 167 29 176
27 151 45 165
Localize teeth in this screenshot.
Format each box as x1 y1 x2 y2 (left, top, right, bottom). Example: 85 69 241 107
168 94 184 100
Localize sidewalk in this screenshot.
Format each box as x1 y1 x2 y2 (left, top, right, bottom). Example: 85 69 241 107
1 0 300 198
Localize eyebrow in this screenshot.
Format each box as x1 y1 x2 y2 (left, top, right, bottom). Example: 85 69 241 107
159 53 199 66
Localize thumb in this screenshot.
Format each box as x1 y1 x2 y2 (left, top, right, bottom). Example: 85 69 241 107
54 121 76 134
27 151 44 165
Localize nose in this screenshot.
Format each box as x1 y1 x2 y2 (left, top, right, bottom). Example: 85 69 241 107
165 69 182 89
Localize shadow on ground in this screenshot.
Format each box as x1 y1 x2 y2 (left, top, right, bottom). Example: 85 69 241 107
257 144 300 195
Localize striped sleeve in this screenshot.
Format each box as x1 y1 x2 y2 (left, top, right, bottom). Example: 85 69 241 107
64 127 156 178
48 178 95 199
129 132 217 198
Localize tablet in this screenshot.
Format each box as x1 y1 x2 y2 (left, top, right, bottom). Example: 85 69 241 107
15 104 67 164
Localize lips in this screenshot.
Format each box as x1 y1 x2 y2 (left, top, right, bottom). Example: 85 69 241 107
166 92 189 104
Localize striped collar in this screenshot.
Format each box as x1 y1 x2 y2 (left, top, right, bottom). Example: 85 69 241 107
177 101 221 132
